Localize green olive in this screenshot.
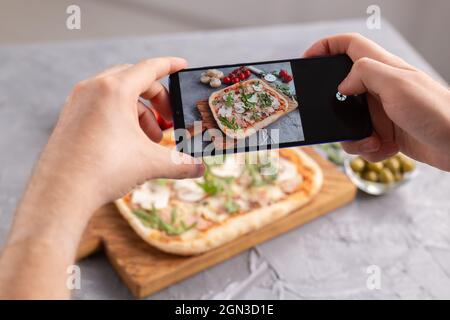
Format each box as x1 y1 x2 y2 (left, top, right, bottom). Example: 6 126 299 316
350 157 366 173
393 171 403 182
362 170 379 182
379 168 395 183
395 154 415 172
367 162 384 173
385 158 401 172
401 159 415 172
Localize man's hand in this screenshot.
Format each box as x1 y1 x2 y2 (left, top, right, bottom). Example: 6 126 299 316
0 57 204 299
304 33 450 171
48 57 204 207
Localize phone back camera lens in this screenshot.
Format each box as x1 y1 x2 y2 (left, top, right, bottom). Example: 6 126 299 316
336 92 347 101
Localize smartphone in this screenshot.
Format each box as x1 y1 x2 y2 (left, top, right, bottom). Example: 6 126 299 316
169 54 372 157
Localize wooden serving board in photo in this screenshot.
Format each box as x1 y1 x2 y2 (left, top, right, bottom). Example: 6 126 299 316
76 148 356 298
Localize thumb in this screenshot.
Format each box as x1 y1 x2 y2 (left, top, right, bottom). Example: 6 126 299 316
338 57 398 96
144 143 205 180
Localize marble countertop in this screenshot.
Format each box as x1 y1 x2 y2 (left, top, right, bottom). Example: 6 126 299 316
1 19 449 299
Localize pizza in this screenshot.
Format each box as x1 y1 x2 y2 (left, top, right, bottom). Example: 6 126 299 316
115 142 323 256
208 79 295 140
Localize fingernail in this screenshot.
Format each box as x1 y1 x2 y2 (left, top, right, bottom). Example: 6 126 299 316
338 78 348 92
197 163 205 176
359 139 379 153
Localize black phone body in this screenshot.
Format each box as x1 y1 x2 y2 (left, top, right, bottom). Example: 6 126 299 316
169 54 372 157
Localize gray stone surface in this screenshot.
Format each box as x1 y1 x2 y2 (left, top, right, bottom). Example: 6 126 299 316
0 19 449 299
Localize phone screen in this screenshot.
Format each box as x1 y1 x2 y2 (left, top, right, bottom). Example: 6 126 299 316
169 54 372 156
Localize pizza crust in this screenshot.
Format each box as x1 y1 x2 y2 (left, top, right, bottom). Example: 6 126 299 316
208 79 291 140
115 148 323 256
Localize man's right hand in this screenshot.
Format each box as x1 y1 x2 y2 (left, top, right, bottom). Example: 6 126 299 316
304 33 450 171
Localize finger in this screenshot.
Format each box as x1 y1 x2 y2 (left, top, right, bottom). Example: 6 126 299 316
341 133 381 154
337 57 399 96
303 33 412 69
117 57 187 95
357 144 400 163
342 135 399 162
145 144 205 180
137 101 163 142
366 93 396 146
95 63 133 78
140 82 172 121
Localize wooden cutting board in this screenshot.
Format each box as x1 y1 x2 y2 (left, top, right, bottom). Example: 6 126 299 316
76 148 356 298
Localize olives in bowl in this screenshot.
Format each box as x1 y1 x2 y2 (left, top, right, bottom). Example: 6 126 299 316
344 153 417 195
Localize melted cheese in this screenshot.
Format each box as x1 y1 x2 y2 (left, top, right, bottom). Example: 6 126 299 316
173 178 206 202
275 157 303 193
198 206 227 222
210 154 245 178
197 197 227 222
131 182 170 209
276 158 299 182
280 175 303 193
250 185 285 206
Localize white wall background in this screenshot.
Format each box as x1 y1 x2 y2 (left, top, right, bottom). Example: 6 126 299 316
1 0 449 81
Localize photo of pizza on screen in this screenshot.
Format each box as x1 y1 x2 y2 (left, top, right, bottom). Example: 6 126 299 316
177 62 305 152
